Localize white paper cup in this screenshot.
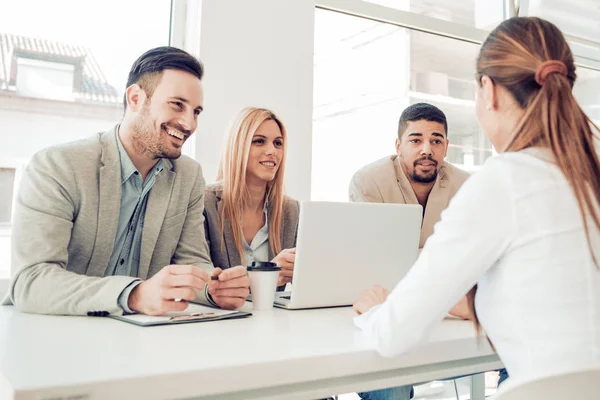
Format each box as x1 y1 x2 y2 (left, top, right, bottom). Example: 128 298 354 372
247 262 281 311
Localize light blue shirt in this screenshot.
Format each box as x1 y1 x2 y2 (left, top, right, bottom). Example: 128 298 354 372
242 205 270 266
108 129 164 312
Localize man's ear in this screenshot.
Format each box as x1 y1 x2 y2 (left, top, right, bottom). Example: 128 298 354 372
395 137 401 154
124 84 147 112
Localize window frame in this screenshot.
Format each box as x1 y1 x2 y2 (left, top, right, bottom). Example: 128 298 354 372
0 158 26 228
316 0 600 72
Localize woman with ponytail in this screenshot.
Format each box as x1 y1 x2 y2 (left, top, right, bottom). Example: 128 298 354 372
203 107 299 307
353 16 600 389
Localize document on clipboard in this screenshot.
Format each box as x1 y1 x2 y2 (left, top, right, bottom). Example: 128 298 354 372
110 303 252 327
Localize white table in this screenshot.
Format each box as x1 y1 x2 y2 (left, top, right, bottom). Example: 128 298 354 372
0 304 502 400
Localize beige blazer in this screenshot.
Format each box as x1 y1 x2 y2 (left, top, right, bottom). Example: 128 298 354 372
349 155 470 248
2 126 213 315
203 184 299 270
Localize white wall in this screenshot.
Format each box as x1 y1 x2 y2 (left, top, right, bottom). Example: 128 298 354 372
194 0 315 201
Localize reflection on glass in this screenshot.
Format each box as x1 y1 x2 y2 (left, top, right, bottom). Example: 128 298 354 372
574 67 600 125
523 0 600 43
0 169 15 224
364 0 504 29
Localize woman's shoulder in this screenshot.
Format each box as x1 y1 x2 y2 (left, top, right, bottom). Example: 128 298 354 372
204 182 223 198
282 195 300 212
486 149 561 182
203 183 223 213
280 195 300 226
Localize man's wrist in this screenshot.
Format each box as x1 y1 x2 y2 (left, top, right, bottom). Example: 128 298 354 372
118 280 142 314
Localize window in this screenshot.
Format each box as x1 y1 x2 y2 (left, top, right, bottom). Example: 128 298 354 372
16 58 76 101
364 0 505 29
520 1 600 73
0 168 16 224
0 0 172 276
522 0 600 42
0 0 171 159
312 8 486 201
0 164 18 279
574 67 600 125
312 5 600 202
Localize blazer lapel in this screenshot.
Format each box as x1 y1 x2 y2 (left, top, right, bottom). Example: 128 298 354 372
216 194 243 268
268 202 277 261
421 164 451 247
87 128 121 277
395 157 451 248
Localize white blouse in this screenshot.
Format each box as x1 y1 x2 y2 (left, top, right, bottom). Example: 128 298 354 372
354 149 600 387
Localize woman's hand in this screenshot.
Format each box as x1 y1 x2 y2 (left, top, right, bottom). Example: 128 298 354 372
272 248 296 286
353 285 389 315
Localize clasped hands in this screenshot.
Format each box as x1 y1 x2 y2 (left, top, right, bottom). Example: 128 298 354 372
128 264 250 315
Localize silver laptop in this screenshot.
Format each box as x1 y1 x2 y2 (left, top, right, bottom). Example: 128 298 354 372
274 201 422 309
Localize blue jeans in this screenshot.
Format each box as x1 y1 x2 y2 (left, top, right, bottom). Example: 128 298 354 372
358 385 413 400
358 369 508 399
498 368 509 386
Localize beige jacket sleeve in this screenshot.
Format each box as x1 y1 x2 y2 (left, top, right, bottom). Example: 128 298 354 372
5 150 137 316
349 171 384 203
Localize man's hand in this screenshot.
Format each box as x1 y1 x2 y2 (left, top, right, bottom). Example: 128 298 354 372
449 296 474 320
208 266 250 310
353 285 389 315
128 264 209 316
272 248 296 286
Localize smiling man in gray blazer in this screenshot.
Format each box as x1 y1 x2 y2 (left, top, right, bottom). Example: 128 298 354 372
2 47 250 316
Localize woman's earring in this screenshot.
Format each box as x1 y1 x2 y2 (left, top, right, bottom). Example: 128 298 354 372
486 103 492 111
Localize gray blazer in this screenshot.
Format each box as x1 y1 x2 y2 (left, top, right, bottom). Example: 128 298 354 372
349 155 470 248
203 184 299 269
2 125 213 315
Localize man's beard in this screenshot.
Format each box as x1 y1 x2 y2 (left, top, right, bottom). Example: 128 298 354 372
411 156 438 183
131 104 183 160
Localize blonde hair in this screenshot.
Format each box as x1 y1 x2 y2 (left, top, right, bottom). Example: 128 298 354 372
216 107 288 259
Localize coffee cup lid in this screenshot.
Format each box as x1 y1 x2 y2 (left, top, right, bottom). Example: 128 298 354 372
246 261 281 271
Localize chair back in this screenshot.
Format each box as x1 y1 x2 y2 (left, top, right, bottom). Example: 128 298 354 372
495 367 600 400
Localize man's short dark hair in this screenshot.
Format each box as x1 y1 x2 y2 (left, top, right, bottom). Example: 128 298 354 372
123 46 204 108
398 103 448 139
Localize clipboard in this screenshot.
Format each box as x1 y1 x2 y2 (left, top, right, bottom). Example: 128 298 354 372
109 303 252 327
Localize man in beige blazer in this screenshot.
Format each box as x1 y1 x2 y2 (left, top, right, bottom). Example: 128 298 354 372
350 103 472 400
349 103 470 249
2 47 249 316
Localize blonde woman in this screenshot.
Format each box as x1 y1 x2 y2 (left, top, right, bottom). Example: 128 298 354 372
204 107 299 306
